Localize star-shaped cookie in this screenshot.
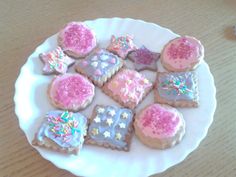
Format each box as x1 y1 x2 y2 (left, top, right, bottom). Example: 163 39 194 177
128 46 160 71
107 35 137 59
39 47 75 75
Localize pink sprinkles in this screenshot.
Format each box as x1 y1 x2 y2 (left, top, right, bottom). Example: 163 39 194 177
141 104 180 137
63 23 94 52
54 75 94 107
168 38 196 60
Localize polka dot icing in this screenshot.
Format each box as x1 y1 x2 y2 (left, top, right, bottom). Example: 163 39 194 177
76 49 123 86
128 46 160 71
136 104 183 138
58 22 97 58
86 105 134 151
161 36 204 71
107 35 137 59
36 110 87 149
48 73 95 111
39 47 75 74
105 69 153 109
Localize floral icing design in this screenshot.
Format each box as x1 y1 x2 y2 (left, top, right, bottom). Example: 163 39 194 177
77 49 122 80
128 46 160 71
37 110 87 148
39 47 75 74
106 69 153 106
107 35 137 59
157 72 197 101
88 105 133 149
137 104 182 138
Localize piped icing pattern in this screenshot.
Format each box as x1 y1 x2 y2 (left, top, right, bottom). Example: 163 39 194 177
58 22 97 57
49 74 95 111
105 69 153 108
107 35 137 59
128 46 160 71
162 36 203 71
76 49 123 84
36 110 87 148
87 105 133 150
157 72 197 101
136 104 183 138
39 47 75 74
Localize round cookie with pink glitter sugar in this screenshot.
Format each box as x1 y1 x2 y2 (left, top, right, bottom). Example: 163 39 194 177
134 103 185 149
48 73 95 112
161 36 204 72
58 22 97 58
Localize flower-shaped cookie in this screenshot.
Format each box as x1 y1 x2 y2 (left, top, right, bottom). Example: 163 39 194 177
128 46 160 71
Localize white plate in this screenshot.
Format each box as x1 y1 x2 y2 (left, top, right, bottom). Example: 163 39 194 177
14 18 216 177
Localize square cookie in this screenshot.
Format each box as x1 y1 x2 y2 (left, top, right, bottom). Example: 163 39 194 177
154 71 199 107
86 105 134 151
32 110 87 154
76 49 123 87
102 68 153 109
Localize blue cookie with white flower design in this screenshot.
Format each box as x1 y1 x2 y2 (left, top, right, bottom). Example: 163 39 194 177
154 71 199 107
75 49 123 87
86 105 134 151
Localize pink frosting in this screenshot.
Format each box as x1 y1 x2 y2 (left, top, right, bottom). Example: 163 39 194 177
107 69 152 105
137 104 182 138
107 35 137 59
49 74 94 110
162 36 203 70
59 22 96 56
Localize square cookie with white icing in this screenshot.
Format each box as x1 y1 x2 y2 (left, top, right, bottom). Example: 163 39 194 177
75 48 123 87
32 110 87 154
154 71 199 107
86 105 134 151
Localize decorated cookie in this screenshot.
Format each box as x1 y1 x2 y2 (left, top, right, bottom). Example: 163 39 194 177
102 68 153 109
58 22 97 58
128 46 160 71
86 105 134 151
107 35 137 59
39 47 75 75
161 36 204 72
134 103 185 149
154 71 199 107
48 73 95 111
32 110 87 154
76 49 123 87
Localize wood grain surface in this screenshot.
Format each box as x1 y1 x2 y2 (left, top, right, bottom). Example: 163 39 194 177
1 0 236 176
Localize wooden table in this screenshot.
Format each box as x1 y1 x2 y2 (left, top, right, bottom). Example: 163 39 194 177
1 0 236 176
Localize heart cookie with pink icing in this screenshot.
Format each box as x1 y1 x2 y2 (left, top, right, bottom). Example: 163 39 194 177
58 22 97 58
161 36 204 72
134 103 185 149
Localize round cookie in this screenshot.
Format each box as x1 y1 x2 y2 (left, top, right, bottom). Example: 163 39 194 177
161 36 204 72
58 22 97 58
134 103 185 149
48 73 95 111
